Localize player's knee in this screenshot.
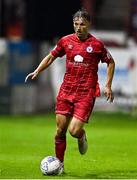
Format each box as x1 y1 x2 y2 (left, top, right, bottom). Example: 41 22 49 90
56 126 67 138
56 114 69 137
69 127 79 138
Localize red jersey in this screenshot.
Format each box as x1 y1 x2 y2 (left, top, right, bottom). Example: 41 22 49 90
51 33 112 102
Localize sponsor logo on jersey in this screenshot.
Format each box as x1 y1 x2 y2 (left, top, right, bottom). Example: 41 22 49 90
74 55 84 62
68 44 73 49
86 46 93 53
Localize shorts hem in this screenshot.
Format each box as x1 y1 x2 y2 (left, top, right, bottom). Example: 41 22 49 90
56 110 72 116
73 114 88 123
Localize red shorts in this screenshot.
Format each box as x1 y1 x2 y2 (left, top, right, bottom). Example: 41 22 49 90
55 98 95 123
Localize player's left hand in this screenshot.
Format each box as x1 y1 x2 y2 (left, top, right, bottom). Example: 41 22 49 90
104 86 114 103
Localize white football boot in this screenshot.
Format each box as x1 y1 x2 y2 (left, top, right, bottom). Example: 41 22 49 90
78 133 88 155
58 162 64 175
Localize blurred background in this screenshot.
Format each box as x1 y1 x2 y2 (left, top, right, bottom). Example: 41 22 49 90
0 0 137 115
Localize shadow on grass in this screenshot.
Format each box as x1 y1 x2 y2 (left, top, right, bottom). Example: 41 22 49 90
61 170 137 179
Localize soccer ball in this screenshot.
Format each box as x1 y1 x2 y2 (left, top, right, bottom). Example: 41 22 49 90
40 156 62 175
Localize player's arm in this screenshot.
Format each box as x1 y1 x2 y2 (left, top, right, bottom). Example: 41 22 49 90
25 53 56 82
104 58 115 103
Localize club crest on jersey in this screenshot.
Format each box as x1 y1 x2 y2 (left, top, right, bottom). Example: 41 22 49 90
86 46 93 53
74 55 84 62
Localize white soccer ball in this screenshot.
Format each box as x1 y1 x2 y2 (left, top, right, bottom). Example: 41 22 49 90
40 156 62 175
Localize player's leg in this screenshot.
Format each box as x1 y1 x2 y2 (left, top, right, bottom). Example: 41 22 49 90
55 114 70 163
69 98 96 154
55 97 74 163
69 117 88 154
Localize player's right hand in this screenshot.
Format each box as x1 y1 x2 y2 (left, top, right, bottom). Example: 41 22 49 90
104 86 114 103
25 71 39 83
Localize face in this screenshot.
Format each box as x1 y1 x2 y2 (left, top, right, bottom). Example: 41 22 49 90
73 17 90 40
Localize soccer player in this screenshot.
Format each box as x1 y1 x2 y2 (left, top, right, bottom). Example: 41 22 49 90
25 10 115 172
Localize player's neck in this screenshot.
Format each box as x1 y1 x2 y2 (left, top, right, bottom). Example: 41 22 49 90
76 33 89 41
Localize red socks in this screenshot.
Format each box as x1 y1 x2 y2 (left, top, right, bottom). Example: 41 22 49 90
55 135 66 162
55 129 85 162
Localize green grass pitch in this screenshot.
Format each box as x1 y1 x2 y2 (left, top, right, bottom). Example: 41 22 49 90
0 112 137 179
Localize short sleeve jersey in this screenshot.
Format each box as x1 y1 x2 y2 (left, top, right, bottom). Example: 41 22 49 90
51 33 113 101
